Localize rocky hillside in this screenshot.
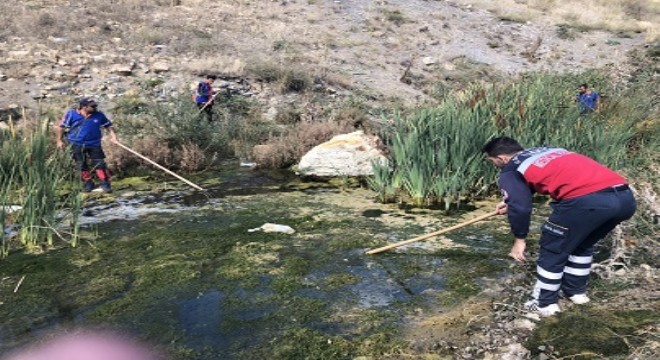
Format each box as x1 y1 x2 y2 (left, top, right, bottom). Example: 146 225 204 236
0 0 657 121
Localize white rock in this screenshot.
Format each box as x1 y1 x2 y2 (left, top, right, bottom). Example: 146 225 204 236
9 50 30 58
297 131 387 177
110 64 133 76
523 312 541 321
422 56 438 65
151 61 169 73
48 36 68 44
483 343 530 360
512 318 536 331
264 106 278 121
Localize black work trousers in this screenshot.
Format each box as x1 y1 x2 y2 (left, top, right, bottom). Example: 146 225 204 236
533 186 636 306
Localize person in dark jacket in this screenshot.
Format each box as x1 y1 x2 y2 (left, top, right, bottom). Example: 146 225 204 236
194 74 217 122
482 136 635 316
576 83 600 114
56 97 118 193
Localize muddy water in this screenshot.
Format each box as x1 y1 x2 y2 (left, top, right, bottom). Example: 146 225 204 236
0 164 509 359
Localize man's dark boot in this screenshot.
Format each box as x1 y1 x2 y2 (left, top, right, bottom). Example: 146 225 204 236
83 180 95 192
100 181 112 193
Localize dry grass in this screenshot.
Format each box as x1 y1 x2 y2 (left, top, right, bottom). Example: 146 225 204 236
183 57 247 78
179 142 215 172
0 0 231 51
460 0 659 40
105 137 214 173
275 105 303 125
105 136 173 174
253 120 354 169
248 62 313 94
319 70 354 90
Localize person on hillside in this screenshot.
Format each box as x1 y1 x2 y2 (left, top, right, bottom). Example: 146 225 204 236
56 97 118 193
576 83 600 114
193 74 217 122
482 136 635 317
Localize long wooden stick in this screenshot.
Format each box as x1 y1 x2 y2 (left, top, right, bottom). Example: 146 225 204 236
14 275 25 293
197 93 218 114
115 142 205 191
366 210 499 255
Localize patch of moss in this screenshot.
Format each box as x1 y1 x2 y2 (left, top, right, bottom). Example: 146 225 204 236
324 273 360 289
271 276 304 295
281 255 312 276
430 249 507 300
244 328 354 360
112 176 154 190
527 309 658 357
275 296 330 324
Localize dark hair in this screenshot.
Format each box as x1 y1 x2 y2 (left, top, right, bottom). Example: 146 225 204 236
482 136 524 157
78 97 98 108
579 83 588 89
206 74 218 80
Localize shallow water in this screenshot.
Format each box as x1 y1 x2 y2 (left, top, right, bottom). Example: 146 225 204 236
0 163 509 359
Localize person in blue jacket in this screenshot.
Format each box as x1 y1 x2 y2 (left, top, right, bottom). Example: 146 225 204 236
194 74 217 122
576 83 600 114
56 97 119 193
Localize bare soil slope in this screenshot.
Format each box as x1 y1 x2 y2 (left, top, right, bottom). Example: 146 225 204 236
0 0 655 112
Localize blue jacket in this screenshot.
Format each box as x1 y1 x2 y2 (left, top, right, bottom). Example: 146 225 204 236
195 81 213 104
577 91 599 113
60 109 112 147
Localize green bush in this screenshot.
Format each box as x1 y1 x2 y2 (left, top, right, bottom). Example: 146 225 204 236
107 94 279 173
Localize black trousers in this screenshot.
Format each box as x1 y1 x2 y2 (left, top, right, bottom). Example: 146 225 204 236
533 186 636 305
197 103 214 122
70 144 110 182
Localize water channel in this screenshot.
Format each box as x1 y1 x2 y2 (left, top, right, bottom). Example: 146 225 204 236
0 163 512 359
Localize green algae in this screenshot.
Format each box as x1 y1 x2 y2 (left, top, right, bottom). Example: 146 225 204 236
325 273 360 289
527 309 659 358
0 174 581 359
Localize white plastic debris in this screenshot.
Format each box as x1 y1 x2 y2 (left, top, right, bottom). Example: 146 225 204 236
248 223 296 234
1 205 22 214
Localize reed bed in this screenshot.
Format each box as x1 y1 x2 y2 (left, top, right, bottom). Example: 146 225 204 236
0 119 81 257
371 72 657 208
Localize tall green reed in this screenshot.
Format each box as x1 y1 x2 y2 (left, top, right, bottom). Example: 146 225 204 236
0 119 81 256
371 72 656 208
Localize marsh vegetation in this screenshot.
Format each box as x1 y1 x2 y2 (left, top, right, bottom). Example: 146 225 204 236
370 71 658 208
0 118 81 256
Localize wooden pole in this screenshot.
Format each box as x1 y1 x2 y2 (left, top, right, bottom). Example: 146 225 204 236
197 93 218 114
115 142 205 191
366 210 499 255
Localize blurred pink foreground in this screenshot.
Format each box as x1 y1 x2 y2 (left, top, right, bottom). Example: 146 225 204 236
3 331 165 360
